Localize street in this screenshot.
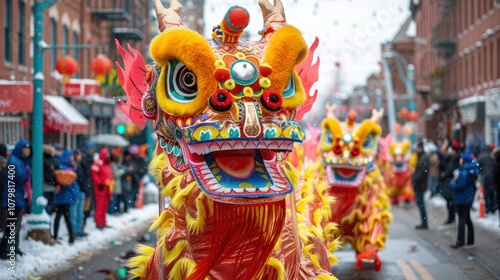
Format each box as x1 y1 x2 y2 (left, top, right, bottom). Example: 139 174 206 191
37 196 500 280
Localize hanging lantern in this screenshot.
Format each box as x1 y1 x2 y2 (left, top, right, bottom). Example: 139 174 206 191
409 111 419 122
21 113 29 127
399 107 409 119
90 54 113 84
335 61 341 68
55 56 79 84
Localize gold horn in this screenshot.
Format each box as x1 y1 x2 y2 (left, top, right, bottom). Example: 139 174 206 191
370 108 384 123
155 0 184 32
325 102 337 119
258 0 287 38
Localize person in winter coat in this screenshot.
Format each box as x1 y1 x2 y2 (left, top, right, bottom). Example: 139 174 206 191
449 152 479 248
492 147 500 227
80 141 95 232
439 144 461 225
91 148 114 229
52 150 79 244
0 139 32 259
477 146 496 214
109 152 126 214
412 141 430 229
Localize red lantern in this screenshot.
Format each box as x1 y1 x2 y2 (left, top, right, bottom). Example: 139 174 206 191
335 61 341 68
409 111 419 122
55 56 79 84
399 107 409 119
90 54 113 83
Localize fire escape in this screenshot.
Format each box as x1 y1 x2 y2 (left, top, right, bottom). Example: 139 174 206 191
91 0 145 42
430 0 456 104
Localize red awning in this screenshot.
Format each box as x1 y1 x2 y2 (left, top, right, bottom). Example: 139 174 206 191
44 95 89 134
0 81 33 113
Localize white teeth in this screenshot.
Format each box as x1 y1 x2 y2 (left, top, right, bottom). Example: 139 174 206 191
200 167 212 174
270 185 283 191
206 178 218 185
209 184 223 191
259 187 270 192
245 188 256 192
223 187 232 193
267 142 279 149
233 142 244 149
232 188 244 193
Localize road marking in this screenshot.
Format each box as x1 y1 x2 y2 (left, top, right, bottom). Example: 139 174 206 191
396 260 418 280
410 260 434 280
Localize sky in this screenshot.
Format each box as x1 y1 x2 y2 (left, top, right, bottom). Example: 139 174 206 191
203 0 412 95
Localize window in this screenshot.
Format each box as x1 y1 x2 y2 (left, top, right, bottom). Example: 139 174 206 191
73 31 79 77
18 1 25 65
63 25 69 55
4 0 12 62
50 18 57 70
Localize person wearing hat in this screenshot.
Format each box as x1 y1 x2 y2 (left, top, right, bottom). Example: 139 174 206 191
0 139 32 259
449 152 479 248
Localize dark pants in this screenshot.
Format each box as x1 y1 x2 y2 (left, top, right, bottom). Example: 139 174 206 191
415 190 427 226
484 186 497 213
109 193 128 214
53 205 74 243
445 198 456 223
455 205 474 246
0 207 24 257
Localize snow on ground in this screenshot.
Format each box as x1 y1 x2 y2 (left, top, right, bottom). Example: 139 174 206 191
1 203 158 280
428 191 500 234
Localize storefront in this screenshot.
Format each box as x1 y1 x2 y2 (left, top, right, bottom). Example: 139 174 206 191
0 81 33 145
43 95 89 148
458 96 485 150
485 88 500 147
72 94 115 147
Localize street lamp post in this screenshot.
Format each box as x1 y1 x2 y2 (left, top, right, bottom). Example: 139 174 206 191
32 0 59 215
32 0 105 215
381 42 416 139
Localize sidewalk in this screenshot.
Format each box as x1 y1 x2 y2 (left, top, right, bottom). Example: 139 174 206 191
0 203 158 280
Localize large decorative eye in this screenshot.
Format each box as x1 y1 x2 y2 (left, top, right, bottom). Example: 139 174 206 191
166 61 198 103
322 128 333 151
362 133 375 150
282 75 296 98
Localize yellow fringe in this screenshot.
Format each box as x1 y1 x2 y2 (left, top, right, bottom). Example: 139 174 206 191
263 257 286 280
169 258 197 280
128 244 155 278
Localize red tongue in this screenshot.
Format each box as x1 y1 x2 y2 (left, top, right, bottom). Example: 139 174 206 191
214 153 255 179
337 168 357 177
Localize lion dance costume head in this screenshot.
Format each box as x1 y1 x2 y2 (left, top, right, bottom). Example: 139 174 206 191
117 0 336 279
308 104 392 271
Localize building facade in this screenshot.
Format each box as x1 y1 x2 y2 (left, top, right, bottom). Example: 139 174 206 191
412 0 500 147
0 0 151 147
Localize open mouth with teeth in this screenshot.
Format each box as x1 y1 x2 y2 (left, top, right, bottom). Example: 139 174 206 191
185 139 296 202
325 165 367 188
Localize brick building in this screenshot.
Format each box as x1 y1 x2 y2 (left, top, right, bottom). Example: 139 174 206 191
411 0 500 147
0 0 150 147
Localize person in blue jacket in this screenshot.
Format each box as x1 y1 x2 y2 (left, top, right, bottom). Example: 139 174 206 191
449 152 479 248
0 139 32 259
52 149 79 244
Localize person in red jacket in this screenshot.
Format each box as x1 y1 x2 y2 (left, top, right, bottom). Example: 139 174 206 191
91 148 114 229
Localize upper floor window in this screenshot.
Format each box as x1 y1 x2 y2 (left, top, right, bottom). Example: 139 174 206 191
63 25 69 55
73 31 79 77
50 18 57 70
4 0 12 62
18 1 26 65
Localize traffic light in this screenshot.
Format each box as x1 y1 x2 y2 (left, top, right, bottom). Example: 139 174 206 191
116 123 127 135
